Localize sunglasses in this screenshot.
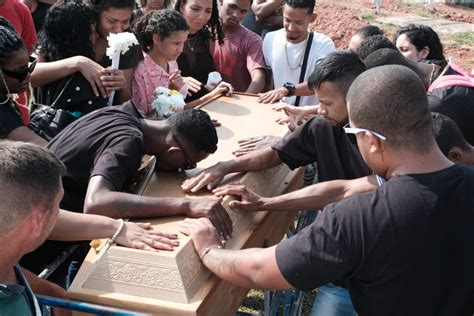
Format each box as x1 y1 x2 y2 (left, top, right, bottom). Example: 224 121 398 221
1 56 37 82
173 136 197 170
343 123 387 141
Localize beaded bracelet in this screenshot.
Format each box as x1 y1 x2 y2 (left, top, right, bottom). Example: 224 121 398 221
199 245 223 260
91 219 125 253
106 218 125 246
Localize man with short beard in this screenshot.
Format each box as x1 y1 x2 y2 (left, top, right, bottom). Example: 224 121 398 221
257 0 334 106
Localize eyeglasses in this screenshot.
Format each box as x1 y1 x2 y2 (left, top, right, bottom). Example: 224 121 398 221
173 136 197 170
1 56 37 82
343 123 387 141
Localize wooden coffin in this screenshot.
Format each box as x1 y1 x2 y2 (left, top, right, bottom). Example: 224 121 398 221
67 93 303 315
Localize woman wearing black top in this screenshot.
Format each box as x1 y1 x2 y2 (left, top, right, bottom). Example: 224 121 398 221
34 2 108 127
0 17 46 145
175 0 233 101
31 0 141 107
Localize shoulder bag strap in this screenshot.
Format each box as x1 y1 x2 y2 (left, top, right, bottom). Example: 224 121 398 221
49 74 76 109
294 31 313 107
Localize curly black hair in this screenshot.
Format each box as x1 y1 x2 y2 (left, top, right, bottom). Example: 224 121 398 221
356 34 397 60
394 24 445 62
168 108 218 154
37 2 96 62
0 17 25 66
133 9 189 53
353 25 384 39
174 0 224 45
91 0 136 13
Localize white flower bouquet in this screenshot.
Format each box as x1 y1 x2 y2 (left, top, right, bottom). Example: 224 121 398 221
106 32 138 106
151 87 186 118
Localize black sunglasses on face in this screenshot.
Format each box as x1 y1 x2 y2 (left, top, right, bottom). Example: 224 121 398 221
1 56 37 82
173 136 197 170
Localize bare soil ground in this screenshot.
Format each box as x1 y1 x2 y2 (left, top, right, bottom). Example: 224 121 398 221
311 1 474 70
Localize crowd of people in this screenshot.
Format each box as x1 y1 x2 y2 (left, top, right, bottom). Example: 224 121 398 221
0 0 473 314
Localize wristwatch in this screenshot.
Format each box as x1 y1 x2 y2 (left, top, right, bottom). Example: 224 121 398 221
283 82 295 96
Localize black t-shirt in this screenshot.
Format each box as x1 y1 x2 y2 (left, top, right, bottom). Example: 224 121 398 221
272 116 372 182
177 32 215 102
276 164 474 315
48 101 144 213
0 99 23 138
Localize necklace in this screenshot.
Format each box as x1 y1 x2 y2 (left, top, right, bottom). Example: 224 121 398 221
187 36 199 52
285 33 309 71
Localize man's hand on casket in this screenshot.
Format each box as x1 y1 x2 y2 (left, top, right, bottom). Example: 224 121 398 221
257 87 288 104
181 162 229 193
232 135 281 157
178 217 224 258
186 198 233 239
213 184 266 213
115 222 180 251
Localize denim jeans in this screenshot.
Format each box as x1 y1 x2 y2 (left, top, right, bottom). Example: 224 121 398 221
311 283 357 316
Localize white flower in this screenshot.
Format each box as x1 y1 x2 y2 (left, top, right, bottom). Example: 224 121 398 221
106 32 138 57
151 87 186 118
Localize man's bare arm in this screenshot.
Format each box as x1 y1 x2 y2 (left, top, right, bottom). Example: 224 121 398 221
84 176 233 238
179 218 292 289
203 246 292 289
246 68 266 94
262 175 378 211
181 147 282 193
213 175 378 212
252 0 283 21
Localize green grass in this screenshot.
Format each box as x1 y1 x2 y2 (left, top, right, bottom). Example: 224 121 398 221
419 11 436 18
360 12 376 23
440 31 474 49
453 32 474 46
239 290 264 314
240 289 318 315
379 22 398 35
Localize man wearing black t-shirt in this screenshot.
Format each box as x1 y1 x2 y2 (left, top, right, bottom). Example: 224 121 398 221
182 51 369 314
179 65 474 315
182 51 370 193
47 102 232 238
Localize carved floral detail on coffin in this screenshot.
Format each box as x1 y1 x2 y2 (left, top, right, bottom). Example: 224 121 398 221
82 245 209 303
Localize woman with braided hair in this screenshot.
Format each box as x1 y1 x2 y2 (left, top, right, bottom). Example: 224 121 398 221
0 17 46 146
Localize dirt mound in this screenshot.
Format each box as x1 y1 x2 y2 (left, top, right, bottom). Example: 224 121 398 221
311 1 473 70
312 3 368 49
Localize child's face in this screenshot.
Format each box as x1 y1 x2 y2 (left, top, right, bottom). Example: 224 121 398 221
155 31 189 61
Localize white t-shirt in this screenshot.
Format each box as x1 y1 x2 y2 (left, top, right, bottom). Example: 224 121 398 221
263 29 335 106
